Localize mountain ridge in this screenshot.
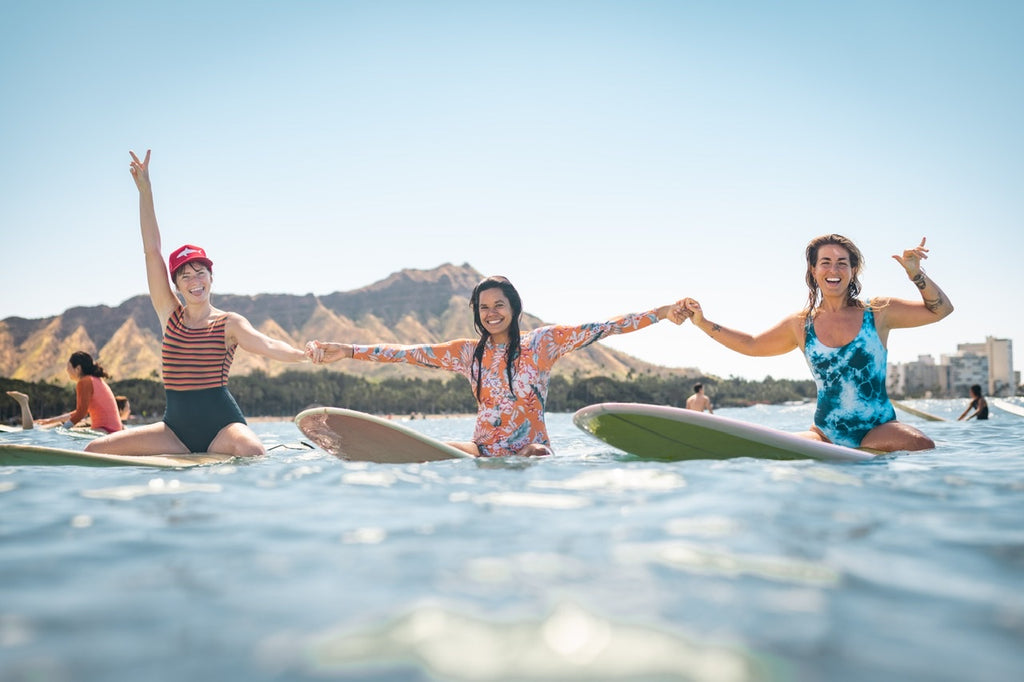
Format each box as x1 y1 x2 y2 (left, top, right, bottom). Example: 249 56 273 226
1 263 698 384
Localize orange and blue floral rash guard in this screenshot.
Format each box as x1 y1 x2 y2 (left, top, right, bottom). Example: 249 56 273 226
352 309 662 456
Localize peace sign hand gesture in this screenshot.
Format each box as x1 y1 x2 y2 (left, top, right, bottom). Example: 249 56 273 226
129 149 152 193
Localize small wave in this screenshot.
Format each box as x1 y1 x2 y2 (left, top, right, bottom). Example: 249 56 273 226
81 478 223 501
451 491 590 510
615 540 840 587
530 468 686 492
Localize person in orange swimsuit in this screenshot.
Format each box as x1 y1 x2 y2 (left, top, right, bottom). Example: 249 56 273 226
86 150 310 457
31 351 123 433
307 275 688 456
6 354 121 433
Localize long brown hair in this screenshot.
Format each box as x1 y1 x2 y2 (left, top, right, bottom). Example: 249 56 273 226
804 234 865 314
469 276 522 400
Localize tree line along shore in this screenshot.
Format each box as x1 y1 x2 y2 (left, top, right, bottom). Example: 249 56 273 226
1 371 819 425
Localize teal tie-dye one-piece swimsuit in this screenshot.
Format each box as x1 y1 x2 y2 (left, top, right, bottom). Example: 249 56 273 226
803 308 896 447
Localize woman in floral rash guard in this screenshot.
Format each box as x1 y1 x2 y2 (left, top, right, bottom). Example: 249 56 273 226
307 276 687 456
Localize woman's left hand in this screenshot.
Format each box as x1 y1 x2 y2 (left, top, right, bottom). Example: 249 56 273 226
893 237 929 276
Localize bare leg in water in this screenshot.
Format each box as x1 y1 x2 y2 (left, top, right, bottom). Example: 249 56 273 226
5 391 34 430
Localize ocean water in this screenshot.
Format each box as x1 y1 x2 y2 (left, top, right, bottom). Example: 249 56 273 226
1 400 1023 682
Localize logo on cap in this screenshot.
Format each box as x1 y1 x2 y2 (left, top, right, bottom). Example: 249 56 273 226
169 244 212 275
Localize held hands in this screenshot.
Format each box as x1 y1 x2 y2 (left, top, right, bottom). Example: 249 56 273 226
661 302 691 325
680 298 704 325
893 237 929 278
305 340 350 364
129 149 152 192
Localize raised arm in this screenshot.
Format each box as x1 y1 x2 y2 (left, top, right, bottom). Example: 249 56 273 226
875 237 954 333
129 150 179 326
683 299 803 357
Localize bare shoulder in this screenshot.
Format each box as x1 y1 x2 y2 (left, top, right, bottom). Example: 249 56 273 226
782 310 808 333
869 296 919 329
779 310 809 348
220 310 257 335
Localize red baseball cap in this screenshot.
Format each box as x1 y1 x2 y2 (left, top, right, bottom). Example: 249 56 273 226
168 244 213 275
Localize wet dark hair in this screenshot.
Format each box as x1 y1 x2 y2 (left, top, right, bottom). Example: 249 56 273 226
694 383 703 393
804 234 865 314
469 276 523 400
970 384 983 398
69 351 111 379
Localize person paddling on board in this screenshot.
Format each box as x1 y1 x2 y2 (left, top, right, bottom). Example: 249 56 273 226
24 352 124 433
957 384 989 421
681 235 953 452
306 275 688 457
85 150 310 457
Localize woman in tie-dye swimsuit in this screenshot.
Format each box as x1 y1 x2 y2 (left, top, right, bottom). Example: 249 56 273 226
681 235 954 453
307 276 687 457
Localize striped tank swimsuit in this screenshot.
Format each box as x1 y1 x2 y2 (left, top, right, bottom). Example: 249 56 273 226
161 307 246 452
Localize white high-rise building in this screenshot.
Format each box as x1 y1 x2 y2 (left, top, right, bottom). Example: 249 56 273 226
956 337 1014 397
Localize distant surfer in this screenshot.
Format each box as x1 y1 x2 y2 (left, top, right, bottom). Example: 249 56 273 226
306 275 688 457
16 352 124 433
681 235 953 452
115 395 132 423
685 383 713 413
85 150 310 457
957 384 989 421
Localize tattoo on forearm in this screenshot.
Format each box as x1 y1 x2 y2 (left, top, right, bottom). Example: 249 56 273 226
925 296 944 313
711 323 721 333
911 273 927 290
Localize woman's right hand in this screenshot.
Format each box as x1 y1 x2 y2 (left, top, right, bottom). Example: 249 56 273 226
129 149 152 192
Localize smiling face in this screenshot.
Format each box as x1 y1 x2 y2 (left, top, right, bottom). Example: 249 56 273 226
476 287 513 343
804 234 864 311
811 244 854 297
173 262 212 303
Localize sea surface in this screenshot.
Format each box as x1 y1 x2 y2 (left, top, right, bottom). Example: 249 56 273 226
1 400 1023 682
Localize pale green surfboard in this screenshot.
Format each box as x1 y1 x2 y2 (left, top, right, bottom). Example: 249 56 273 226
0 443 236 468
574 402 877 462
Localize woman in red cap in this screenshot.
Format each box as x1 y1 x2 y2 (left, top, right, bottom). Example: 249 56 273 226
86 150 309 457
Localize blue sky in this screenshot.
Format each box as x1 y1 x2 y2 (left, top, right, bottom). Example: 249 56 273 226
2 1 1021 381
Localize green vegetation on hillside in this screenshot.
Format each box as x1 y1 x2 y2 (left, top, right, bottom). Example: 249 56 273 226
1 372 816 425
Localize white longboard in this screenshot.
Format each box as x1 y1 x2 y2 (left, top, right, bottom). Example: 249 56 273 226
990 398 1024 418
891 400 946 422
573 402 877 462
0 443 236 468
295 407 473 463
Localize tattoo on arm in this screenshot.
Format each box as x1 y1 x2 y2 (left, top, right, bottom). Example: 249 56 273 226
925 296 944 313
711 323 721 333
911 273 927 290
